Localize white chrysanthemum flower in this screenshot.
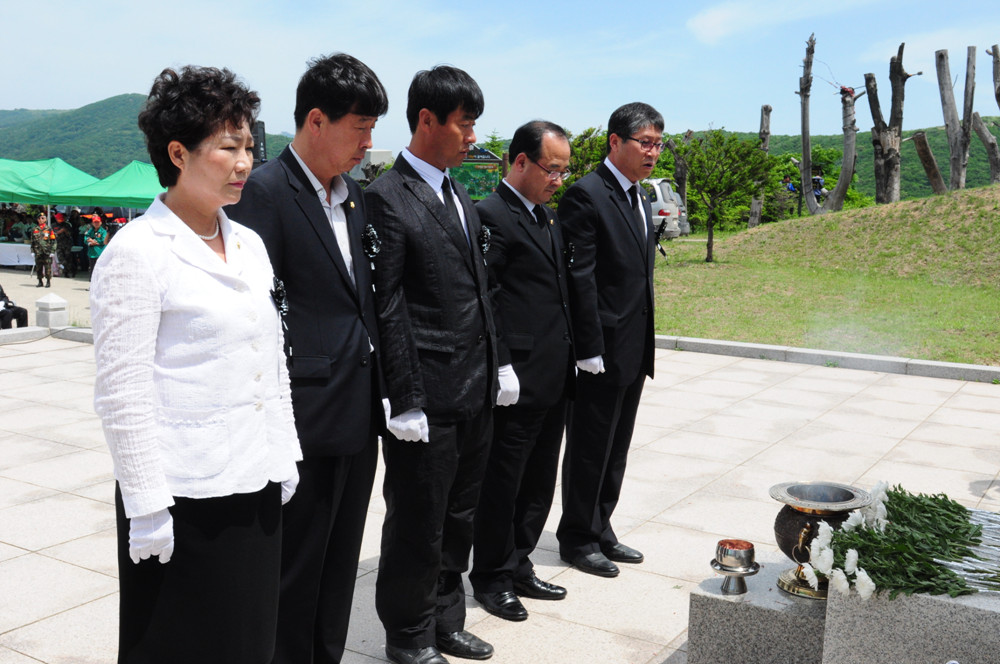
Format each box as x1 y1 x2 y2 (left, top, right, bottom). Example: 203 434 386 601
812 547 834 576
871 480 889 503
830 568 851 594
801 563 820 590
873 502 888 531
844 549 859 575
842 511 864 532
814 520 834 549
855 568 876 600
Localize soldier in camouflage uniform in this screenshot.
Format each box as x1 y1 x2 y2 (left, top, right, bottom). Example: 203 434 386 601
31 214 57 287
53 213 76 278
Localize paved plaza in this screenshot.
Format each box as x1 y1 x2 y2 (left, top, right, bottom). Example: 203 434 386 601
1 272 999 662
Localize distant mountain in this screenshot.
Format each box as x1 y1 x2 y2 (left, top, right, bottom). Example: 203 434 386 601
3 96 999 199
0 95 292 178
0 108 67 129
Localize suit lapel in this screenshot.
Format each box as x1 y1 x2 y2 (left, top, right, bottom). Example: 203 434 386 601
597 163 649 261
278 149 360 300
395 158 475 273
498 182 557 268
146 199 233 281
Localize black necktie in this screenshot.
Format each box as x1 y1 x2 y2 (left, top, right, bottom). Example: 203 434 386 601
533 204 548 228
630 184 646 237
441 176 468 244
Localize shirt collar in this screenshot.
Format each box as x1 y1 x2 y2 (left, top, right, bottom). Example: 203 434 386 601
402 148 449 192
604 156 637 195
501 179 537 214
289 143 348 205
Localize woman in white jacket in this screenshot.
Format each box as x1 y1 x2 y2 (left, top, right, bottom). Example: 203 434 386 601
91 65 301 663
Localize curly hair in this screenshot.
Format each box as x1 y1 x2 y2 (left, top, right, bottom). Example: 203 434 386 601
138 66 260 187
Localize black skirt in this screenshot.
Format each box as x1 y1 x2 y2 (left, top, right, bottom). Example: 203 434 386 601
115 481 282 664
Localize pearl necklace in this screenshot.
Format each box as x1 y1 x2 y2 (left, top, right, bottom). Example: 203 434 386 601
196 221 220 241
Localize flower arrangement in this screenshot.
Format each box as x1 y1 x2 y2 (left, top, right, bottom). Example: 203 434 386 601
803 482 998 600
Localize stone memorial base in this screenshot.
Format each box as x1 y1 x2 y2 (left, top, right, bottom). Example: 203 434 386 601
688 560 826 664
689 556 1000 664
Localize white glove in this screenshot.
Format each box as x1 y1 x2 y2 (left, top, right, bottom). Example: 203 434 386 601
386 406 430 443
129 507 174 565
576 355 606 375
281 471 299 505
496 364 520 407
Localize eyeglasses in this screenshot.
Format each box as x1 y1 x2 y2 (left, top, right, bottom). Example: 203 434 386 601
528 158 572 182
624 136 666 153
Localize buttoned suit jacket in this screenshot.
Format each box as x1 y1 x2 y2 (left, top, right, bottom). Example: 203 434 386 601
477 182 574 409
558 162 656 387
364 155 497 421
226 146 380 457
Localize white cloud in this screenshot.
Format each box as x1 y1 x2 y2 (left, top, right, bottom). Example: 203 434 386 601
687 0 879 45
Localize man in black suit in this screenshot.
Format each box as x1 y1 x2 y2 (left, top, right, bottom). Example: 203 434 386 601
225 53 388 664
365 65 510 664
470 121 574 622
556 102 663 579
0 283 28 329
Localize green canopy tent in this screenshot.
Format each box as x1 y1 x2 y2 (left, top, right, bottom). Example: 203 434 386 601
49 160 165 209
0 158 99 204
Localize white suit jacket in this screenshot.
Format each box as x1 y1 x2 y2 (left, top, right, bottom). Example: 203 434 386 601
91 195 301 518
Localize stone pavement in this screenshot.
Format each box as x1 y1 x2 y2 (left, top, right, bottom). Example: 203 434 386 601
1 335 999 663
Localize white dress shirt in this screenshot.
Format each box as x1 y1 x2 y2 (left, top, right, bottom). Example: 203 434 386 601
91 195 302 518
289 143 355 285
604 157 647 235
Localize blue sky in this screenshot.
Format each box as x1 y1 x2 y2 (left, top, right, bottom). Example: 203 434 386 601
4 0 1000 154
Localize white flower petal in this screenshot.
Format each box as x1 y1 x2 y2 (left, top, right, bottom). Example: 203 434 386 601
813 547 834 576
815 520 834 549
801 563 820 590
830 568 851 594
844 549 859 575
843 511 864 532
855 568 876 600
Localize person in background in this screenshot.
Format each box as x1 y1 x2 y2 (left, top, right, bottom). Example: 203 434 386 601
83 215 108 269
31 213 56 287
90 65 301 663
0 282 28 329
53 212 76 278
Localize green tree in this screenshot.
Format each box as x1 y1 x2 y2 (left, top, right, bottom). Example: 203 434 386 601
679 129 773 262
481 130 506 158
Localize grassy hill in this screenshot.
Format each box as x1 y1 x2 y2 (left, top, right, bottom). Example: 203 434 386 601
0 95 292 178
655 184 1000 366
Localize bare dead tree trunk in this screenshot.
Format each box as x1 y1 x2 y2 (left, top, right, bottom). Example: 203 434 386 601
912 131 948 194
748 105 772 228
798 34 821 215
936 47 976 189
666 129 694 206
823 87 865 211
991 45 1000 109
865 43 921 203
972 112 1000 183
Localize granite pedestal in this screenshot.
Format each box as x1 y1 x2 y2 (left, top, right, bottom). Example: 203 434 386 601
688 559 827 664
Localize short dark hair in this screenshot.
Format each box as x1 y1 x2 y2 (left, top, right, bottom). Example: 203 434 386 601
294 53 388 129
508 121 569 163
406 65 484 133
606 102 664 153
138 66 260 188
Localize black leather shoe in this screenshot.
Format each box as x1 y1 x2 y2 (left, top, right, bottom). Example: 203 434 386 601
601 542 644 564
436 630 493 660
561 551 619 577
384 645 448 664
474 590 528 621
513 572 567 600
